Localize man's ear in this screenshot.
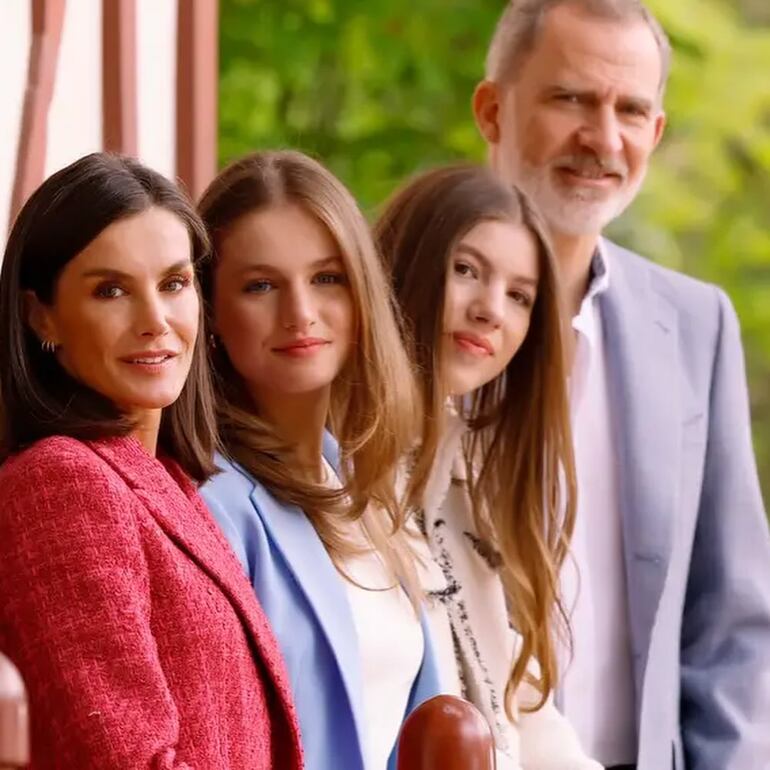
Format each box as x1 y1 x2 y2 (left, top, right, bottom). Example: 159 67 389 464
472 80 503 145
652 110 667 150
24 290 58 346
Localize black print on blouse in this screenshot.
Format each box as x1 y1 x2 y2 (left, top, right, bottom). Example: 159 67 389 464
429 517 507 739
463 531 503 571
413 506 427 537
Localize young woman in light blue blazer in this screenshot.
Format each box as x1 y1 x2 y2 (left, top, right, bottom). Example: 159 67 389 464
197 150 442 770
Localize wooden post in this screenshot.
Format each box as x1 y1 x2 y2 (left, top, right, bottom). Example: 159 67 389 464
0 653 28 769
176 0 219 200
396 695 496 770
9 0 67 228
102 0 138 155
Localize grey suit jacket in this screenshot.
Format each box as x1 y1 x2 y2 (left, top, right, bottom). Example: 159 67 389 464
599 239 770 770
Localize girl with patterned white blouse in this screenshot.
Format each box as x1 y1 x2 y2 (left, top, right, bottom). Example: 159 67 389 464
375 164 602 770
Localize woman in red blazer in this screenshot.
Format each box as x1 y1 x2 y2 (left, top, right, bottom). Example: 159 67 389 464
0 153 303 769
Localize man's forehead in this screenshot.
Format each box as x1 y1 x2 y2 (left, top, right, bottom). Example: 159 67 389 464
520 5 662 97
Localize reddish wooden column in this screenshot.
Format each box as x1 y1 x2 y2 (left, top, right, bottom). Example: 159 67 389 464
397 695 496 769
9 0 67 228
102 0 138 155
0 653 28 769
176 0 219 200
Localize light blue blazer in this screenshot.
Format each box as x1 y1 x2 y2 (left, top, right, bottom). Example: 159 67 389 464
597 240 770 770
200 431 442 770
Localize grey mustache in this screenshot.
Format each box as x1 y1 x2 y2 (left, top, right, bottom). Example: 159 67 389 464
555 155 627 177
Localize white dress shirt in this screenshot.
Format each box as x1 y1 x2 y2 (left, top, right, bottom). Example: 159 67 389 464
559 247 638 765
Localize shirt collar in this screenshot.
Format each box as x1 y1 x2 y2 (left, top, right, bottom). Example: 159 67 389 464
571 241 610 337
586 239 610 301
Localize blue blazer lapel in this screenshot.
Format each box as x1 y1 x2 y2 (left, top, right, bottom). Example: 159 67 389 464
387 605 444 770
322 429 341 471
600 242 682 691
407 612 443 706
247 467 368 750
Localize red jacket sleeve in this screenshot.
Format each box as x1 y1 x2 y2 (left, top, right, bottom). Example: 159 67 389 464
0 440 194 769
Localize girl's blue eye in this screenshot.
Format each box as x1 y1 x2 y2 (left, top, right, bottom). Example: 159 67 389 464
244 280 274 294
314 272 347 286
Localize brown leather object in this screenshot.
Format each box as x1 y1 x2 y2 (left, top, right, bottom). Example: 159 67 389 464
396 694 496 770
0 651 29 769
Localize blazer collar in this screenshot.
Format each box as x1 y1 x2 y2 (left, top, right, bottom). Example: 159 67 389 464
243 430 367 751
599 241 681 673
89 437 300 740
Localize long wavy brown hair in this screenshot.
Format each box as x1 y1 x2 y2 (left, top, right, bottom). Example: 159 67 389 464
198 150 421 595
374 164 576 712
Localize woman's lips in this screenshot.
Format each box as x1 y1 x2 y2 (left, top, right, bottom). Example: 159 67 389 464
272 338 330 357
118 350 179 373
452 332 493 357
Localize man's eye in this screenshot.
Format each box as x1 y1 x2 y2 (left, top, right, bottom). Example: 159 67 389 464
621 105 647 118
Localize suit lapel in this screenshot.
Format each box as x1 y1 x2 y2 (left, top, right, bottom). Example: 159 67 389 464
600 243 681 690
89 438 299 729
246 444 367 749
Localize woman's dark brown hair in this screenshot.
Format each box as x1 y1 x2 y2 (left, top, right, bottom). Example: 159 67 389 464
374 164 577 713
0 152 217 481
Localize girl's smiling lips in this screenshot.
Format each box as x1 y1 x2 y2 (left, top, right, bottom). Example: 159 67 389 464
272 337 331 357
452 331 494 357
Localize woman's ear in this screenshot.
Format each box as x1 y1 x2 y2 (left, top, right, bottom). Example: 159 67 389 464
23 290 58 347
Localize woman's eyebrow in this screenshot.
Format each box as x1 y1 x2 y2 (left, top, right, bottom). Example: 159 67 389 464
81 259 193 279
455 243 538 287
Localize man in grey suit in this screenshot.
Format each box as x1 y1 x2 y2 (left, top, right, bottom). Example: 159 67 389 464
473 1 770 768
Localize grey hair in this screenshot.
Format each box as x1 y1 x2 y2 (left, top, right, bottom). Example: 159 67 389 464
485 0 672 98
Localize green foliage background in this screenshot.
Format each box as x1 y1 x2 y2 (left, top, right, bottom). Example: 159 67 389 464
218 0 770 502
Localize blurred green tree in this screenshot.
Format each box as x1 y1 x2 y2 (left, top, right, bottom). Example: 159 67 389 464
219 0 770 502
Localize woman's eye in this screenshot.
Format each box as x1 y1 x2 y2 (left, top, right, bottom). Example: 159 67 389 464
94 283 125 299
509 289 533 307
162 275 192 293
453 261 476 279
244 279 274 294
314 271 347 286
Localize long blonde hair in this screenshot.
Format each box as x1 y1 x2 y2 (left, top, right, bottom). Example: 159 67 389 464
375 164 576 713
199 150 421 595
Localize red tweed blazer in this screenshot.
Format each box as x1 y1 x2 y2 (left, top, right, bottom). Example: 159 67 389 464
0 436 303 770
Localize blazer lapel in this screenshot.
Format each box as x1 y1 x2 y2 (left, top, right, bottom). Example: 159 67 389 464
600 242 681 691
89 438 299 722
247 458 368 748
